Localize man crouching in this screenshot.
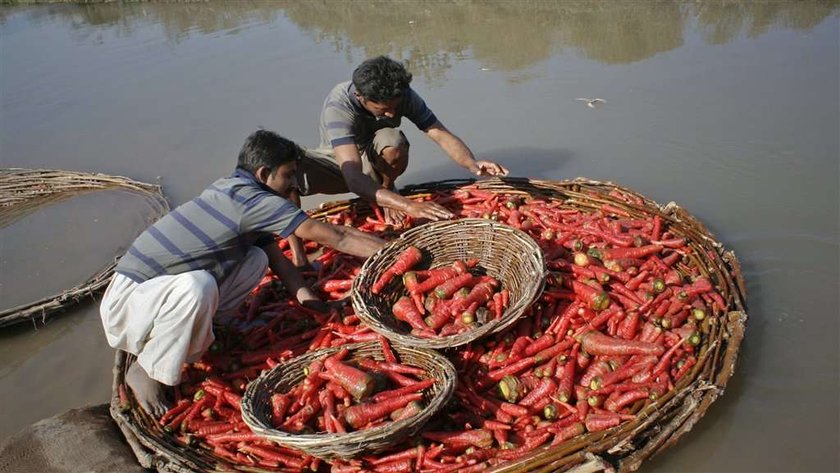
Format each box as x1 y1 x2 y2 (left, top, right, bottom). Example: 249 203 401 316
100 130 385 416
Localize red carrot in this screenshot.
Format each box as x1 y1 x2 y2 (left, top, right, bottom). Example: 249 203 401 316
323 357 375 400
415 265 463 294
457 281 497 312
271 394 290 426
159 400 191 426
322 279 354 292
238 444 306 469
533 338 575 364
487 356 536 381
344 392 423 429
592 244 663 261
402 272 426 313
550 422 585 446
585 412 621 432
555 351 578 403
422 429 494 449
372 246 423 294
604 389 649 412
523 333 555 357
518 378 558 407
434 273 475 299
571 281 610 311
392 296 434 333
652 337 685 375
580 331 664 356
378 335 398 364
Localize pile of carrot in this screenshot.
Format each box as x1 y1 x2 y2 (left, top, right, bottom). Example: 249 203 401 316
268 341 433 435
140 183 726 472
372 247 510 338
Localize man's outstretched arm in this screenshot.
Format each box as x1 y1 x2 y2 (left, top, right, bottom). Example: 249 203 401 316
424 121 509 177
333 143 453 221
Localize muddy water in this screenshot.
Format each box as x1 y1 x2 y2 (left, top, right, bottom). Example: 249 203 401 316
1 1 838 471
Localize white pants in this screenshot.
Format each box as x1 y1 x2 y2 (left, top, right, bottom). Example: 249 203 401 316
100 247 268 385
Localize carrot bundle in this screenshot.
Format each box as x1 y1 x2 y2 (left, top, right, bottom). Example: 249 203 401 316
377 257 508 338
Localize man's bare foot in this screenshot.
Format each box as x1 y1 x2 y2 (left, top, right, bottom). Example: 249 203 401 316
126 362 171 418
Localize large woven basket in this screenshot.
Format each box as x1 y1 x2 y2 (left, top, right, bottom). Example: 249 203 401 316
240 342 457 459
351 218 546 349
110 177 746 473
0 168 168 328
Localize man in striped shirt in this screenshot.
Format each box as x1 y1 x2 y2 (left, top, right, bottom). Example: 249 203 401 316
100 130 384 416
290 56 509 266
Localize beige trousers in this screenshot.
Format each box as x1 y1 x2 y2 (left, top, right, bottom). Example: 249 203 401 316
99 247 268 385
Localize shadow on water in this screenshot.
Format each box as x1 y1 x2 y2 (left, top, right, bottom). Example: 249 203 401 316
404 147 574 185
4 0 837 80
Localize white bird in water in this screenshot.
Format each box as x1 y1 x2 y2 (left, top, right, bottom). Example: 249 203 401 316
576 98 606 108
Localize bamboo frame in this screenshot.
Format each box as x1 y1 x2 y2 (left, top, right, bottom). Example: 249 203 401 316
0 168 169 328
110 177 746 473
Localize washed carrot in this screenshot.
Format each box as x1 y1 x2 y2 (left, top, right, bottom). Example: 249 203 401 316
369 446 421 466
580 331 664 356
571 281 610 311
487 356 536 381
604 389 650 412
421 429 494 449
372 246 423 294
550 422 585 446
457 280 497 312
585 412 621 432
433 273 475 299
159 400 191 426
533 338 575 364
391 400 424 421
523 333 555 357
519 378 558 407
322 357 375 400
270 394 290 426
414 265 463 294
402 272 426 313
238 444 306 469
344 392 423 429
372 458 413 473
392 296 433 333
591 244 663 261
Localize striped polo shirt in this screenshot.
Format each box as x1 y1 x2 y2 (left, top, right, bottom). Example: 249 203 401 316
115 168 308 284
318 81 438 149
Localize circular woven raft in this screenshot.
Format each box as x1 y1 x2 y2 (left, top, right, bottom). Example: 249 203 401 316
241 342 457 459
0 168 169 328
352 218 546 349
110 177 746 473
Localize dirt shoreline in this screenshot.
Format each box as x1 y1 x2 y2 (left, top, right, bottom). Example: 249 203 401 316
0 404 148 473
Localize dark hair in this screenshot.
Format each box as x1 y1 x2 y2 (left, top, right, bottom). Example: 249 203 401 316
237 130 300 174
352 56 413 102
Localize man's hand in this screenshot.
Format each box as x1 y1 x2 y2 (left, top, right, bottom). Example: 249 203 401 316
296 286 330 313
405 200 454 221
470 160 510 177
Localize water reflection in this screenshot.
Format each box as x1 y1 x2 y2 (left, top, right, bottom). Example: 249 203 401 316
5 1 836 77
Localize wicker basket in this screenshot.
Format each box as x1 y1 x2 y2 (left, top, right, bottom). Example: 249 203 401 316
351 218 546 349
0 168 169 328
240 342 456 459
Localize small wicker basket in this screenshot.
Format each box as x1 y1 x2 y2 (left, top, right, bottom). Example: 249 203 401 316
240 342 456 460
351 218 546 349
